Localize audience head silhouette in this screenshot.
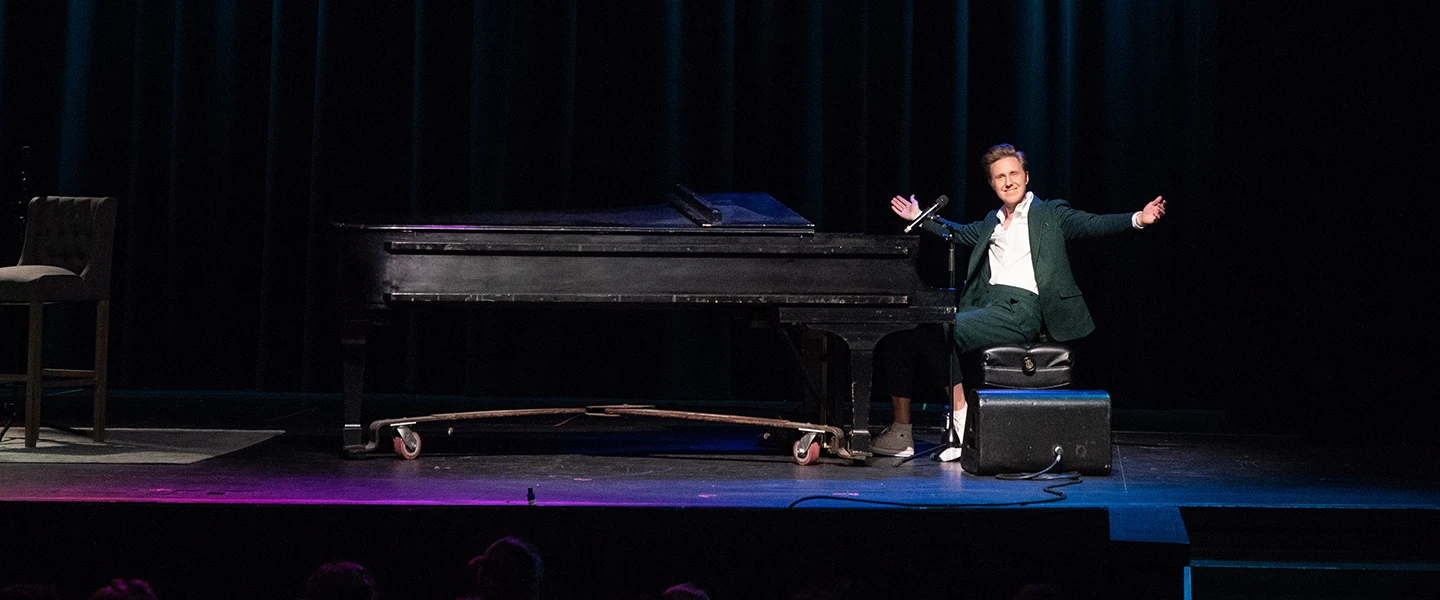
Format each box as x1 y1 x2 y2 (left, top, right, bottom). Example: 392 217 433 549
89 579 158 600
469 537 543 600
304 562 378 600
1013 583 1061 600
661 583 710 600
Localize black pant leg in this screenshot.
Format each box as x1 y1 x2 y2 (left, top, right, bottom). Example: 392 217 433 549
875 325 951 403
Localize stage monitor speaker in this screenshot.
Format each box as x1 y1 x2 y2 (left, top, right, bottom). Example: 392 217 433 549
961 389 1112 476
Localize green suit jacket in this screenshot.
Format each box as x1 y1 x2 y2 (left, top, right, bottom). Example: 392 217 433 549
918 197 1135 342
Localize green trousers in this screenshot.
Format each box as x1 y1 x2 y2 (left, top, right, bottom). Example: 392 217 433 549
953 284 1042 355
877 284 1042 395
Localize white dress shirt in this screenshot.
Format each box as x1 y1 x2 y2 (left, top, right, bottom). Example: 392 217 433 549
987 192 1040 294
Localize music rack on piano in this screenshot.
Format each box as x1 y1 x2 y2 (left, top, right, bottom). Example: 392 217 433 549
335 185 954 463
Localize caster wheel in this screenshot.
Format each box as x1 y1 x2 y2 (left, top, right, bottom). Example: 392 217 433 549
392 427 421 460
792 433 820 466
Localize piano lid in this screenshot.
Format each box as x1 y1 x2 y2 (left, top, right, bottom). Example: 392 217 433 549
335 185 815 234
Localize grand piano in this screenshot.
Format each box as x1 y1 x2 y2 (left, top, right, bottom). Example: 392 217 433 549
335 186 954 463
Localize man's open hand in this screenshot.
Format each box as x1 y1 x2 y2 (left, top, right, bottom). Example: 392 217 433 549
1138 196 1166 226
890 195 921 221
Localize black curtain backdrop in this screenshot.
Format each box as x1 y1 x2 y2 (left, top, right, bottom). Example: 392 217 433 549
0 1 1434 439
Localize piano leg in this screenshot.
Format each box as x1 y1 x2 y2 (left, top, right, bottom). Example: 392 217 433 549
848 345 875 456
802 324 895 459
341 314 371 452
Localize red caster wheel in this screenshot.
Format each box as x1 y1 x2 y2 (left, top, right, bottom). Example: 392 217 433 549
392 425 421 459
792 432 820 466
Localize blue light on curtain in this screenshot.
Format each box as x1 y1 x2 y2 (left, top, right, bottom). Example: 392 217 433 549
897 0 913 194
949 0 969 217
1014 0 1046 166
663 0 683 189
0 7 7 165
58 0 95 194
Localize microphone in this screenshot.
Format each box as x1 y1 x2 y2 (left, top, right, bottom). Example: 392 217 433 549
903 195 949 233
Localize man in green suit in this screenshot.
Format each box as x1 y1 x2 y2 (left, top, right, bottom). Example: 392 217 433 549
873 143 1167 460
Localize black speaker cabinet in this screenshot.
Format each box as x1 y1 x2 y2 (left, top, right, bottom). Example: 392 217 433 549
961 389 1112 476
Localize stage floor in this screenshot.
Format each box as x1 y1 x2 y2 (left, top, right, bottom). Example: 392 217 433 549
4 391 1437 510
3 391 1439 600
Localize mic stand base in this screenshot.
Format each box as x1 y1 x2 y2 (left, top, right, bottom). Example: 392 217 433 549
890 413 964 466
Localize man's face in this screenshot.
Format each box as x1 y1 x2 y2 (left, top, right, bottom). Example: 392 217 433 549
988 156 1029 207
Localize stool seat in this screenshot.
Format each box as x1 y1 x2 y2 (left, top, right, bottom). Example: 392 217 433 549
0 265 86 300
978 341 1072 389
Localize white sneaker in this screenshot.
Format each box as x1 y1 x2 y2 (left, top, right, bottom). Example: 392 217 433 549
870 424 914 457
937 446 963 462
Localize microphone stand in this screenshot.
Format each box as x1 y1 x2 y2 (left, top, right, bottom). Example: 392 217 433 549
894 194 966 465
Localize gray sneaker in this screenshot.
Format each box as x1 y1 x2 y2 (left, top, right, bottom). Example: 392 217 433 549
870 424 914 457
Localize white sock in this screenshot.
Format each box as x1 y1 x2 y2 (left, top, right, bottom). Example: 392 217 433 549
937 408 966 462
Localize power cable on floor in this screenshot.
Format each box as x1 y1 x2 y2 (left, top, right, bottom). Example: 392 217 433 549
789 446 1083 508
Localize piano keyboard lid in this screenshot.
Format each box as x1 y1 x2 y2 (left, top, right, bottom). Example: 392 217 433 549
334 185 815 234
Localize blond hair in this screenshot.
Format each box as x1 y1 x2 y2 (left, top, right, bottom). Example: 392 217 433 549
981 143 1027 173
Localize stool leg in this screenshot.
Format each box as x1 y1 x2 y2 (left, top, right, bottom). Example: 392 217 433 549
93 299 109 442
25 301 43 448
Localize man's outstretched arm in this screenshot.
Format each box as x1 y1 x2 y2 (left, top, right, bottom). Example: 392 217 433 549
890 194 982 246
1060 195 1167 240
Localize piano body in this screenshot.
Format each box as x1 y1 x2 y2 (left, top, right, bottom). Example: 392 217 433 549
335 186 954 462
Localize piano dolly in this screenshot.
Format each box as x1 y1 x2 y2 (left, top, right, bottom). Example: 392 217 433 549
352 404 850 465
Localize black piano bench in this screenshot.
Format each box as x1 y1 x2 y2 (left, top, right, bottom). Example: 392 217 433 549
977 340 1073 390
